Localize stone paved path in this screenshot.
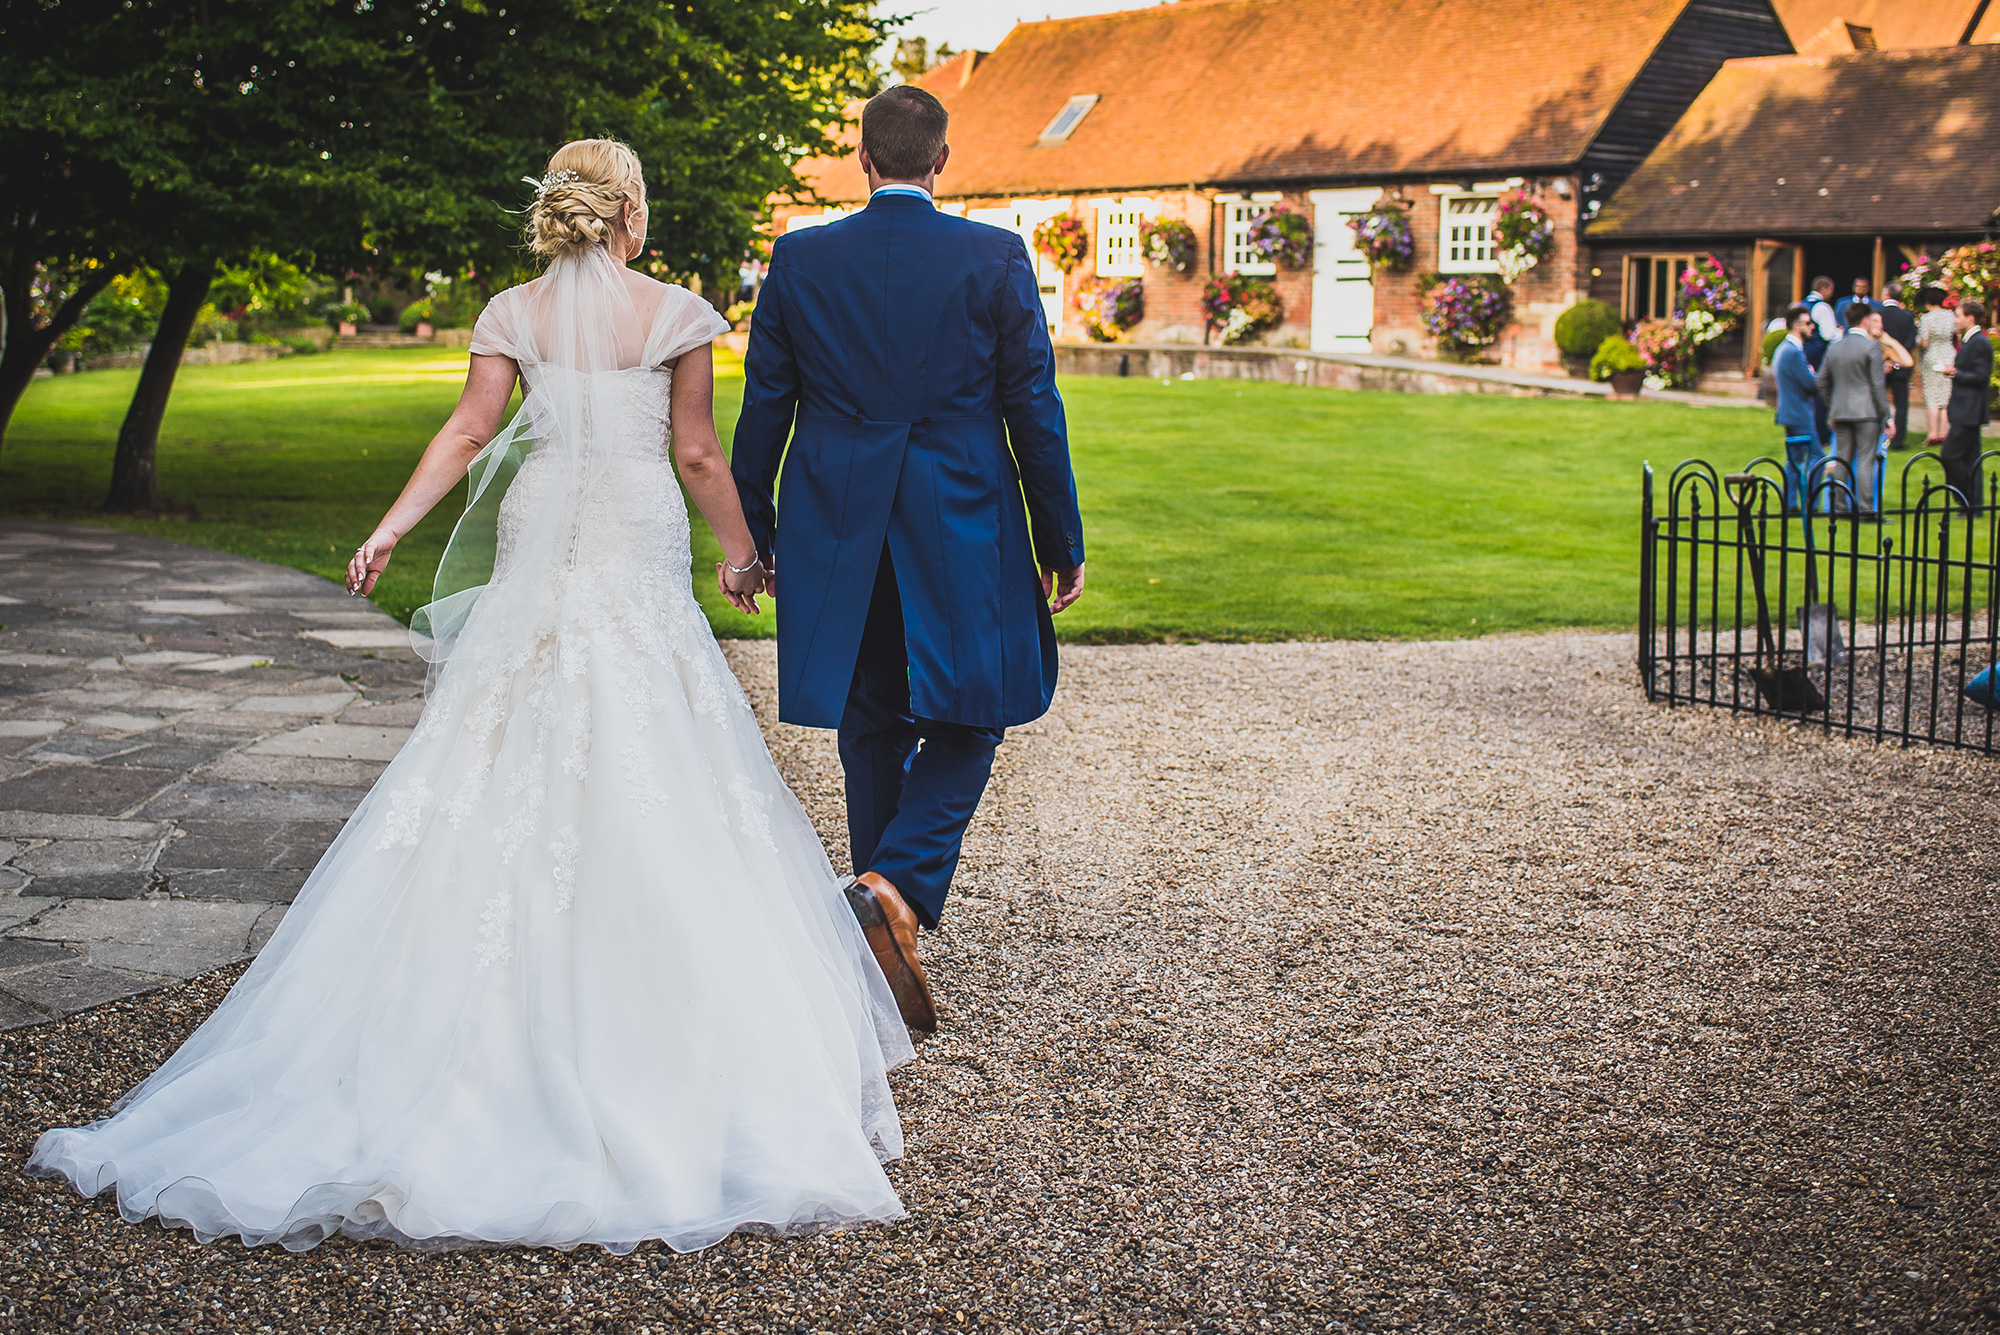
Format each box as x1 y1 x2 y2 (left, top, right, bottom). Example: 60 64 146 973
0 520 423 1028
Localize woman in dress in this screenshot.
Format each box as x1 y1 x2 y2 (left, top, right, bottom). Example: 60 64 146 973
1916 288 1958 445
30 139 914 1253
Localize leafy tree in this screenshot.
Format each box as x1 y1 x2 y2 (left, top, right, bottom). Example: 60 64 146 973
1 0 889 509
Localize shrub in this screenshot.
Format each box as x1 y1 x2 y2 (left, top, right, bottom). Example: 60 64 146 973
1590 334 1647 381
1347 205 1414 272
1419 274 1511 353
282 337 322 356
399 299 433 333
1200 273 1283 345
1553 299 1621 360
1076 276 1144 342
326 301 369 328
1141 218 1197 273
1247 205 1312 270
1032 213 1088 272
725 299 756 328
1760 327 1788 367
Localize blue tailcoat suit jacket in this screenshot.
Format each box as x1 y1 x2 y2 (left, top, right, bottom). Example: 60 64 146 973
731 192 1087 730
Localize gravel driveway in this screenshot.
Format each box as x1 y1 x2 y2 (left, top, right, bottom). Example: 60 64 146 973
5 632 1996 1332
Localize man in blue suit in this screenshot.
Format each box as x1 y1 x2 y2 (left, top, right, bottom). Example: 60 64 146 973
732 84 1086 1033
1772 304 1824 513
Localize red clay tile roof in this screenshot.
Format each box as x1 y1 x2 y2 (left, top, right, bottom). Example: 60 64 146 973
1770 0 1986 52
1587 44 2000 237
791 0 1698 204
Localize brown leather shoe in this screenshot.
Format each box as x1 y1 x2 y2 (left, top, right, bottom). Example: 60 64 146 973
843 871 937 1034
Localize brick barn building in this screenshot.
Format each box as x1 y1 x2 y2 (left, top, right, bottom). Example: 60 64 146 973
1585 41 2000 384
772 0 1793 372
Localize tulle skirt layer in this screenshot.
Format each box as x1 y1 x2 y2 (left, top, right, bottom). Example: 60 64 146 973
30 473 913 1252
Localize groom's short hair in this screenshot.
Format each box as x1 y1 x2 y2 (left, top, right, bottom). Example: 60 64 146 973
862 85 949 180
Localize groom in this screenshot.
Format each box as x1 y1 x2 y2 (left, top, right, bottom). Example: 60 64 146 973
732 84 1086 1033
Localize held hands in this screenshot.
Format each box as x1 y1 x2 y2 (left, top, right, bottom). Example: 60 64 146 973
346 530 398 597
1043 562 1085 614
716 556 771 616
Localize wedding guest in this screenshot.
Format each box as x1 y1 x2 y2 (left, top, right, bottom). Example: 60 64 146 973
1879 281 1918 450
1772 304 1823 513
1817 307 1890 516
1804 276 1840 449
1804 276 1839 368
1916 287 1958 444
1834 276 1880 328
1940 299 1993 511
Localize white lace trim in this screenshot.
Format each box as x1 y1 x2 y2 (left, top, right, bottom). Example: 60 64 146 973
375 778 431 851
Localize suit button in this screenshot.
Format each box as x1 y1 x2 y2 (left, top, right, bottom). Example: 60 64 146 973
851 412 862 424
921 416 933 426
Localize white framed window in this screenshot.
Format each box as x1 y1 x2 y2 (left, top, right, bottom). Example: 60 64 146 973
1037 94 1099 144
1219 193 1281 276
1092 197 1151 277
1438 195 1498 273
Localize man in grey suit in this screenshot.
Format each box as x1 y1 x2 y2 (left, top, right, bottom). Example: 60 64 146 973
1817 307 1890 516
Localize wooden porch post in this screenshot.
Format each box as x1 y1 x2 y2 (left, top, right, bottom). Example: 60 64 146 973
1871 236 1886 298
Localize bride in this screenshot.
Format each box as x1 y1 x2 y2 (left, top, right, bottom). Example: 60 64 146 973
29 139 915 1253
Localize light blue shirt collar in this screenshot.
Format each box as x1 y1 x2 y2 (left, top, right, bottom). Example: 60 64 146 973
871 184 933 202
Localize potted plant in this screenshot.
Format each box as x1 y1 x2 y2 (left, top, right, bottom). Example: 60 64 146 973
1032 213 1089 273
1493 195 1556 283
1247 205 1312 270
1140 218 1197 273
1553 299 1621 378
1591 334 1648 398
1419 274 1511 360
329 301 368 337
1076 276 1144 342
1347 203 1414 273
1200 273 1284 345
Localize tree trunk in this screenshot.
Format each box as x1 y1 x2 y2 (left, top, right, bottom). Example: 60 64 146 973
105 259 213 513
0 264 119 457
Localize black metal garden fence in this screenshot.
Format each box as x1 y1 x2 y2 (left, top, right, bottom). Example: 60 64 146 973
1639 449 2000 754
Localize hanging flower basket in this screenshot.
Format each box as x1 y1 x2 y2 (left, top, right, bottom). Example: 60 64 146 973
1140 218 1197 273
1419 274 1511 354
1077 276 1144 342
1492 195 1555 283
1347 204 1414 273
1903 242 2000 313
1033 213 1089 272
1247 205 1312 270
1201 272 1284 345
1677 253 1745 336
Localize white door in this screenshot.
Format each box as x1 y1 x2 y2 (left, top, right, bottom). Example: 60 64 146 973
968 198 1071 336
1308 188 1379 352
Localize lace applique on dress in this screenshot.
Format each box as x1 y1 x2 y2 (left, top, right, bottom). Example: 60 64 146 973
476 887 513 969
551 825 580 912
728 778 775 849
561 699 591 781
375 778 432 851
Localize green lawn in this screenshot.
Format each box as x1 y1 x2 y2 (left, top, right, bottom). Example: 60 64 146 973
0 345 1932 641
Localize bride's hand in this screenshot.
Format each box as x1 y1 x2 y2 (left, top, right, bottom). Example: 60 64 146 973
347 530 397 597
716 557 768 615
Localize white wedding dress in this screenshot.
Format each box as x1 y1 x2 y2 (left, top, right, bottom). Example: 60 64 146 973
29 246 914 1253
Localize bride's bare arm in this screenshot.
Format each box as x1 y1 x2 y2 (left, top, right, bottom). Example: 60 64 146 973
668 345 767 615
347 354 522 596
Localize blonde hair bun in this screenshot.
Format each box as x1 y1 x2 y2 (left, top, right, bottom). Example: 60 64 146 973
526 139 645 260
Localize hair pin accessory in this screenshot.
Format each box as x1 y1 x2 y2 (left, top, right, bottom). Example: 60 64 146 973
523 169 581 198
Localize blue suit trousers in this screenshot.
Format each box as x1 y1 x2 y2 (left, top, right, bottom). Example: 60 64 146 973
838 547 1002 928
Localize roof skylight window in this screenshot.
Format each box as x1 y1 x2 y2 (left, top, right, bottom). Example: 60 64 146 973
1037 94 1099 144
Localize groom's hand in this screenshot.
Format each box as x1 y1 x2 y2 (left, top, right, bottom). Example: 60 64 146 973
1043 562 1085 614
